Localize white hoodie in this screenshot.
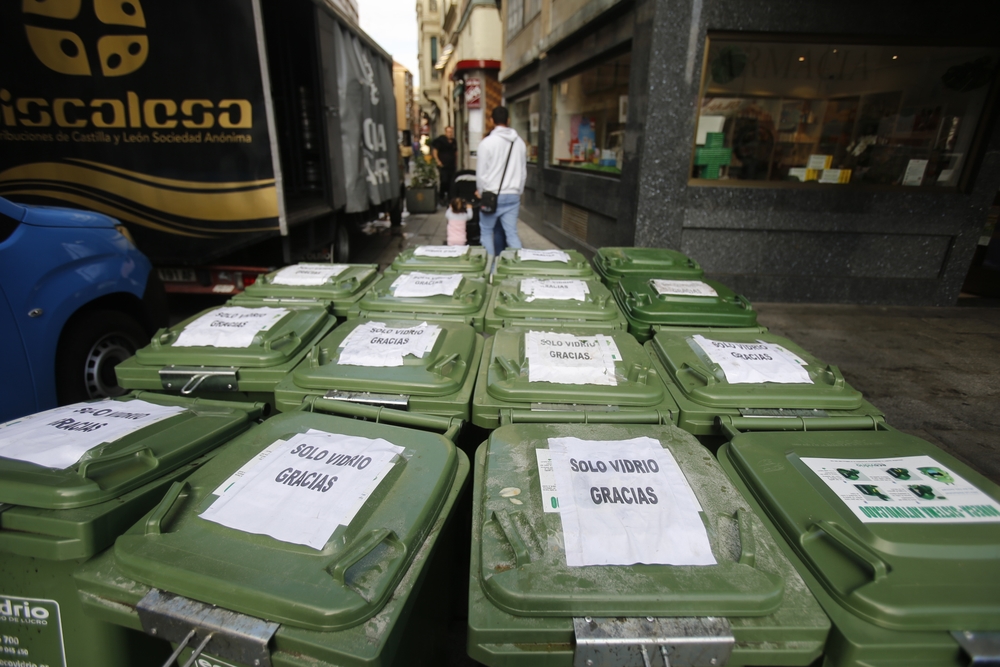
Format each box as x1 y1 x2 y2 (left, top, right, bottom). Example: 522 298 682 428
476 126 527 196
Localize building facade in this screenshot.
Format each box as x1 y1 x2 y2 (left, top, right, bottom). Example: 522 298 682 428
415 0 445 137
500 0 1000 305
437 0 504 170
392 61 417 142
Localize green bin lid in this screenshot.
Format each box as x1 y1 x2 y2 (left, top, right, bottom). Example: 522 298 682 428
724 428 1000 631
490 277 621 323
615 277 758 328
594 247 704 282
485 328 664 407
112 410 461 632
649 331 865 410
0 393 259 510
235 264 379 305
359 273 488 316
390 245 489 275
290 319 478 397
135 305 330 368
477 423 786 617
494 249 596 278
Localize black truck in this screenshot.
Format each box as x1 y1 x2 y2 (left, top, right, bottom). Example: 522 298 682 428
0 0 400 290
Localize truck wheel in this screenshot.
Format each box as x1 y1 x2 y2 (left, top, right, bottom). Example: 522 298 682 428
55 310 148 404
335 222 351 263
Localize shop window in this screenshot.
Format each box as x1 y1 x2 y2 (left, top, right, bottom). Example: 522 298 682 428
551 51 630 175
692 35 1000 189
510 91 540 163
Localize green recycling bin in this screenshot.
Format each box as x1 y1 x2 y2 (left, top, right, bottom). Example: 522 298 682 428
716 417 1000 667
614 276 763 342
273 318 484 419
468 422 830 666
389 245 491 277
0 392 264 667
74 400 469 667
484 277 627 334
471 327 678 429
358 272 490 332
116 303 337 406
229 263 380 319
493 248 596 280
645 330 883 436
593 246 704 287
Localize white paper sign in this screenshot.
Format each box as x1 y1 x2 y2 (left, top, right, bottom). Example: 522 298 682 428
692 335 812 384
0 400 186 469
173 307 289 348
200 431 404 549
336 321 441 367
520 278 590 302
390 272 463 297
903 159 928 186
801 455 1000 524
271 263 348 286
524 331 621 386
650 279 718 297
547 437 715 567
413 245 469 258
518 249 570 263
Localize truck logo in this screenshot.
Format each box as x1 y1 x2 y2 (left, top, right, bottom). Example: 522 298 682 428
23 0 148 77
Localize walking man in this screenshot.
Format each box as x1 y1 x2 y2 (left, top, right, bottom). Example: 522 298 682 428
431 126 457 206
476 106 526 256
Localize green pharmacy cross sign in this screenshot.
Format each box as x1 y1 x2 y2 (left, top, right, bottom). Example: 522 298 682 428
694 132 732 179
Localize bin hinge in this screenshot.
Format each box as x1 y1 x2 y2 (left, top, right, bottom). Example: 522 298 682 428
573 616 734 667
160 366 239 395
324 390 410 410
138 589 279 667
952 630 1000 666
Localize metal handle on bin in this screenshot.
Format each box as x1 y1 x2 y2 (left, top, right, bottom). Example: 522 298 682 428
327 528 402 584
145 481 189 535
501 408 671 425
810 520 889 582
305 396 463 442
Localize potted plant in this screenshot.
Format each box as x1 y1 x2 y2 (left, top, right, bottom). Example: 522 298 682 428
406 153 438 214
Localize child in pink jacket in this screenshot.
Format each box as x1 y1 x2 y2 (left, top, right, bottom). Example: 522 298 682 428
446 197 473 245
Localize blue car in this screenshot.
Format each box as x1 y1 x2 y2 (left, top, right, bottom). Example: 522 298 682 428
0 196 166 423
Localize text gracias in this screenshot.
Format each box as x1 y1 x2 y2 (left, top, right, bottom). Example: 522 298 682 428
569 456 662 506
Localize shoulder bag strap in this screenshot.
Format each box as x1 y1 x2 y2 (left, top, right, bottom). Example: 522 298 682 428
496 138 515 193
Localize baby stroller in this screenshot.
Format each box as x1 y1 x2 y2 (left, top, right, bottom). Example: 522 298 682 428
451 170 506 250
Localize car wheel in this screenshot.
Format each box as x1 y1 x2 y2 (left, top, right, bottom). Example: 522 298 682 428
56 310 149 404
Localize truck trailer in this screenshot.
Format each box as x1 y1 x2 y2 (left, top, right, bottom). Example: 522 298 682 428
0 0 400 287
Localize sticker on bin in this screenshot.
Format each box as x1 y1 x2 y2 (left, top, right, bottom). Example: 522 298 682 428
173 306 289 348
201 431 404 549
801 455 1000 524
336 321 441 367
535 437 662 514
650 279 718 297
691 335 812 384
390 272 464 297
547 437 715 567
518 249 570 262
0 400 185 469
271 263 349 286
413 245 469 258
520 278 590 301
524 331 621 386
